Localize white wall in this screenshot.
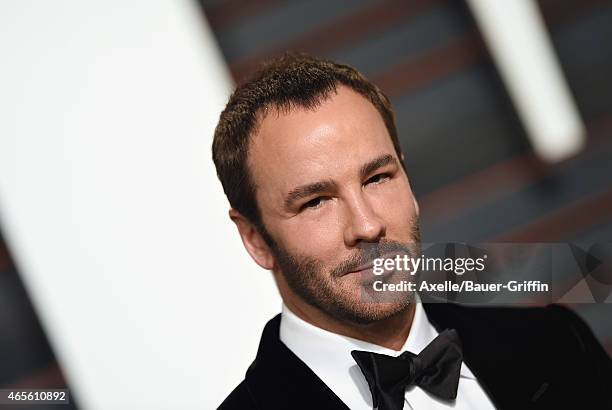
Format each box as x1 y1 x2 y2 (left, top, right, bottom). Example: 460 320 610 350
0 1 280 408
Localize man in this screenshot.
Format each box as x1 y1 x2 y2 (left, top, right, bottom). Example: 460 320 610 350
212 54 611 409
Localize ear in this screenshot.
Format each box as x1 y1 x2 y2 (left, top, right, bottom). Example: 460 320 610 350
229 209 275 270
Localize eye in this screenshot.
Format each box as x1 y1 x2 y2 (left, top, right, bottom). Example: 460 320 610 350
366 173 390 185
301 196 329 211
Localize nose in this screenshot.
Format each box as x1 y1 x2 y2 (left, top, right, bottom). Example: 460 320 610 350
343 191 386 247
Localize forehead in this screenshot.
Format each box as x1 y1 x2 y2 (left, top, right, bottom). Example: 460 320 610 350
248 86 396 195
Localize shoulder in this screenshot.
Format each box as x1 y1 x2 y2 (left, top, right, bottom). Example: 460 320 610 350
426 302 611 385
217 380 257 410
542 304 611 375
426 302 605 351
426 301 589 334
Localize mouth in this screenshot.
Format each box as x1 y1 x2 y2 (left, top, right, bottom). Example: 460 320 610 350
342 262 374 276
339 251 411 278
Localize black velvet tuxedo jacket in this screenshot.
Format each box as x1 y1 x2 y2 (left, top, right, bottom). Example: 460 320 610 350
219 303 612 409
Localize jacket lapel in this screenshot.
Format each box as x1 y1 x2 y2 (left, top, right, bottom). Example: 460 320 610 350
245 305 559 409
422 302 554 409
245 314 350 409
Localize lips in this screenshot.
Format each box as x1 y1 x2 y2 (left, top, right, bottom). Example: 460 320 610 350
340 252 411 277
342 262 374 276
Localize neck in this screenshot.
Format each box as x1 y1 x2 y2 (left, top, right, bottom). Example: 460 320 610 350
283 296 416 351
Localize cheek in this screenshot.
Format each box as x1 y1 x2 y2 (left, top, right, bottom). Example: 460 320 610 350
374 179 417 230
279 215 342 261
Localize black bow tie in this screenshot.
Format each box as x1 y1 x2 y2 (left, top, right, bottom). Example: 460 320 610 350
351 329 463 410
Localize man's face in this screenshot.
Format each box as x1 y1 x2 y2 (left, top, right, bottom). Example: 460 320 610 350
248 86 420 324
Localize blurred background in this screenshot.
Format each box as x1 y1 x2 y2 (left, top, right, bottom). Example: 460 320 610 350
1 0 611 408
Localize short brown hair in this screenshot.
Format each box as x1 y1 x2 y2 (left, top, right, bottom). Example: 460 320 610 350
212 53 404 230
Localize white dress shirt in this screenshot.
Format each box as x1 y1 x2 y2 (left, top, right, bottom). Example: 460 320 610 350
279 299 496 410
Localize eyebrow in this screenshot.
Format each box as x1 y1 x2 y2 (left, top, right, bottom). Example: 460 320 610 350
359 154 398 180
283 154 398 209
284 180 338 209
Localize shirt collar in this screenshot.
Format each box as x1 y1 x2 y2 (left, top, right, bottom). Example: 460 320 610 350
280 296 475 381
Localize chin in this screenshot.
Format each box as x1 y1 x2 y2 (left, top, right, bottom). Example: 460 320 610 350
327 295 413 325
